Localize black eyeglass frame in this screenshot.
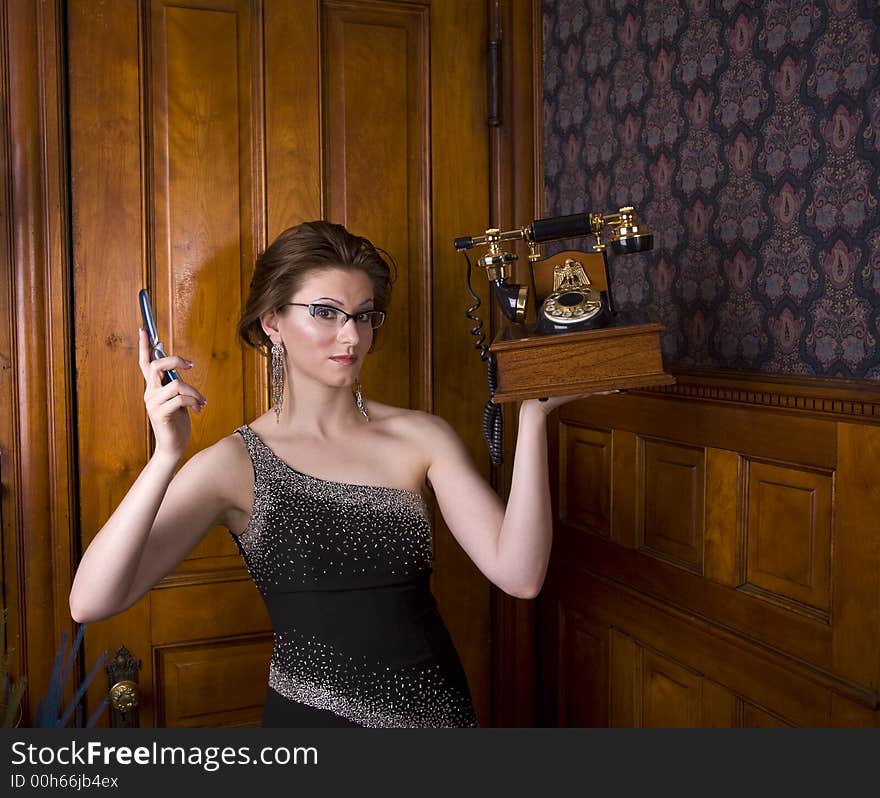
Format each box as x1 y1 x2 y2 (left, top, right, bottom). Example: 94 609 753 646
279 302 386 330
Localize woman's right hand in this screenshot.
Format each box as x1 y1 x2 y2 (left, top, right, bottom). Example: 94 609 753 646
138 328 207 461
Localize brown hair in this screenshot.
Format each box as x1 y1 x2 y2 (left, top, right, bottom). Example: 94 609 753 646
238 220 396 354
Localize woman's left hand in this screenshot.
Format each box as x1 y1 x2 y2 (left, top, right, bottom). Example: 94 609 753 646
521 389 621 416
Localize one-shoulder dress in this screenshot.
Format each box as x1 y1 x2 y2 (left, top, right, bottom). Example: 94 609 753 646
229 424 478 728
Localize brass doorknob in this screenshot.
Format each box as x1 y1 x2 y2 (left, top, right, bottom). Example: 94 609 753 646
109 679 139 713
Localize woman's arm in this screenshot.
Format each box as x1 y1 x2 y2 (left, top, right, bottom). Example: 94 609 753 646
68 328 220 623
423 394 608 599
68 439 242 623
493 400 552 598
69 449 180 622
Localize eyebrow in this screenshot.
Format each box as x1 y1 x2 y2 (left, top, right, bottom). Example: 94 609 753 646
312 296 374 308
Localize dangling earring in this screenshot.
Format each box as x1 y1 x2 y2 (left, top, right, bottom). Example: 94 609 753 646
353 378 369 421
271 340 286 423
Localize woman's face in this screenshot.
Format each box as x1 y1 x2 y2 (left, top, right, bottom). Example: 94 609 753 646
274 267 376 387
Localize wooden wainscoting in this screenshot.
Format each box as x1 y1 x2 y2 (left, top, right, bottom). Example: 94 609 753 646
154 635 273 727
537 369 880 727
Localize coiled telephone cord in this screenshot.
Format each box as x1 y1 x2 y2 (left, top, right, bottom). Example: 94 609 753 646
463 251 504 466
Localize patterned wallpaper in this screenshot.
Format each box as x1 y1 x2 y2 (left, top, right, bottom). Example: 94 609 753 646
542 0 880 379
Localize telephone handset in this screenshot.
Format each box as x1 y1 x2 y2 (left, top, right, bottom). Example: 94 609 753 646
454 206 652 332
454 206 653 465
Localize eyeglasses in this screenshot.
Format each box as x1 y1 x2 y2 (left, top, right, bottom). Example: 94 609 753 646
280 302 386 330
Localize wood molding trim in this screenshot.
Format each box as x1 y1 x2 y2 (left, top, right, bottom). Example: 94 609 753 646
1 0 78 726
489 0 543 728
648 369 880 423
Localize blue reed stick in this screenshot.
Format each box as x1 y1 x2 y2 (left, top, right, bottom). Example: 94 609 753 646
59 649 108 728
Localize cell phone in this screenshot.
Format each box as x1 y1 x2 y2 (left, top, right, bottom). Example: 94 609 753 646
138 289 179 384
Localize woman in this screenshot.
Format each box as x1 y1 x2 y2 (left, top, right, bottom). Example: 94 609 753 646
69 220 591 727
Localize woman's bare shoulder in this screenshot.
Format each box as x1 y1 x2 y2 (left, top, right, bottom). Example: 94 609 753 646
176 431 251 534
365 400 437 430
187 432 253 494
366 402 457 455
201 429 251 463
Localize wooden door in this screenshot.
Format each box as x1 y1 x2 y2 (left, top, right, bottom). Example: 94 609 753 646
68 0 493 727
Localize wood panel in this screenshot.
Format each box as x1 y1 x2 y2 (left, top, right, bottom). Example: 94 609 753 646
553 383 854 676
70 0 264 727
155 636 273 727
700 680 738 727
150 0 257 566
608 629 638 727
610 429 638 548
429 0 493 725
150 0 254 460
581 611 807 728
561 389 838 470
1 0 78 724
554 575 817 726
556 603 608 727
611 633 710 728
704 448 741 586
519 0 880 727
489 0 543 727
831 693 879 727
563 531 835 673
69 0 159 726
638 438 705 573
323 0 430 411
264 0 321 235
150 580 271 645
743 459 832 618
640 648 701 728
558 423 612 537
539 371 880 727
833 423 880 690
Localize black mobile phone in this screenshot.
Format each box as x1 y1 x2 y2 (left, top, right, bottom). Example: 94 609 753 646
138 289 179 384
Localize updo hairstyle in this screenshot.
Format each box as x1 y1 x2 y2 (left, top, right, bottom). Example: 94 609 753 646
238 220 396 355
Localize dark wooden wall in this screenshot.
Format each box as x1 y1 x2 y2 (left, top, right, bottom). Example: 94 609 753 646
538 372 880 726
1 0 498 727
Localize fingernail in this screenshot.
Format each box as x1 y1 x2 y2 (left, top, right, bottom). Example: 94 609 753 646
185 360 194 367
200 399 207 405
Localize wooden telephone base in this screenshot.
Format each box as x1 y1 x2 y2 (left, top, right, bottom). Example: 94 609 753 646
488 250 675 403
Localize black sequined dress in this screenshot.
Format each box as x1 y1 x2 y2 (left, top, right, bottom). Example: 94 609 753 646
230 424 478 728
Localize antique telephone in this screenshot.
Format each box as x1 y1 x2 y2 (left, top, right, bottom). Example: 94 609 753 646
454 207 655 465
455 206 653 332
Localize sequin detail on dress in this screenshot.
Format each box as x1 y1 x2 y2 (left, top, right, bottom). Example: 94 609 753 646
231 424 478 728
234 424 433 592
269 629 477 728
